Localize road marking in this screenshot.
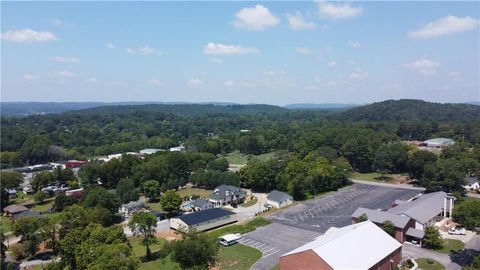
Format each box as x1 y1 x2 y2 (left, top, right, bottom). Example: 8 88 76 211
263 250 279 258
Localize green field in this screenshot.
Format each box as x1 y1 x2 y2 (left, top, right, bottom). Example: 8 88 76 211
220 150 286 165
140 254 180 270
416 258 445 270
350 172 404 182
129 237 166 257
437 239 465 254
209 217 271 239
0 216 13 233
216 244 262 270
240 198 258 208
11 191 33 204
31 199 55 213
176 188 212 199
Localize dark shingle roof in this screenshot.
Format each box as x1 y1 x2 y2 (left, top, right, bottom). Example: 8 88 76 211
178 208 235 225
267 190 293 203
210 185 246 200
192 199 211 208
4 204 28 214
13 210 44 220
465 176 478 185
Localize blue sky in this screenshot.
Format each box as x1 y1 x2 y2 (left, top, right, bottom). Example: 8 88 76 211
1 1 479 105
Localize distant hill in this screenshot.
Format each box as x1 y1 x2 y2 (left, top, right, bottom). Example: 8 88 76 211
0 101 239 116
335 99 480 122
284 103 359 110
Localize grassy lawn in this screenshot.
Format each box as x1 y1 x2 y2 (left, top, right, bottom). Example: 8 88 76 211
416 258 445 270
216 244 262 270
176 188 212 199
145 202 164 212
240 198 258 208
209 217 271 239
129 237 166 257
31 199 55 213
436 239 465 254
0 216 13 233
220 150 286 165
11 191 33 204
350 172 398 182
140 254 180 270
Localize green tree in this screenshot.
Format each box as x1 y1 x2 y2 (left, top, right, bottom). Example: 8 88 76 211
160 190 182 216
13 216 42 257
31 171 55 192
82 187 121 215
128 211 157 260
171 231 219 269
142 180 161 202
116 178 139 203
58 205 92 238
206 158 229 172
381 220 396 237
355 214 368 223
19 135 52 164
0 171 23 189
407 150 437 180
452 200 480 231
423 226 443 249
34 191 48 203
53 193 77 212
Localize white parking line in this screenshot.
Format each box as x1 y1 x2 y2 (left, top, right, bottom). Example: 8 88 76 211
263 250 279 258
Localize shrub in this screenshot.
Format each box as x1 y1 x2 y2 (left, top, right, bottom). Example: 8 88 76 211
10 244 26 260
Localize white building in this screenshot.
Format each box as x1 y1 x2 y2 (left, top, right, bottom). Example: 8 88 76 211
463 176 479 191
423 138 455 148
267 190 293 208
169 145 186 152
139 148 163 155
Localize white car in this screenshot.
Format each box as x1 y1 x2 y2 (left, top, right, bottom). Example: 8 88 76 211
448 228 466 235
219 233 242 247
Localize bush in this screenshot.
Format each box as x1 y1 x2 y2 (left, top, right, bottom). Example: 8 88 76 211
10 244 26 260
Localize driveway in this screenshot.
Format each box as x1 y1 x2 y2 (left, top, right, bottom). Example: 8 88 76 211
230 192 269 221
402 243 461 269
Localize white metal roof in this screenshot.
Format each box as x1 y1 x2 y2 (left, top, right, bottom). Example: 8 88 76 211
219 233 241 242
282 221 401 269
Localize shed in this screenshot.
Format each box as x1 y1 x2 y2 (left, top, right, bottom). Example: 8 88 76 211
267 190 293 208
4 204 28 215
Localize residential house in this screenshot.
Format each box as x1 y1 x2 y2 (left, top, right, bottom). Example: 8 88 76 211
463 176 479 191
3 204 28 216
169 145 186 152
280 221 402 270
170 208 237 232
192 198 213 211
267 190 293 208
209 185 246 206
120 200 145 217
5 189 17 198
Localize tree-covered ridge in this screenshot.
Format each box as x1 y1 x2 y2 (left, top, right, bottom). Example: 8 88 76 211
335 99 480 122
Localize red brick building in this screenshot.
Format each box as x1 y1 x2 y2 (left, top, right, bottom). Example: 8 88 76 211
280 221 402 270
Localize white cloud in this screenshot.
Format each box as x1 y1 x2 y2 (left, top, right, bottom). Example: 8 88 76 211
224 80 234 87
148 79 162 86
126 45 159 56
210 58 223 64
349 68 368 79
48 70 75 78
50 56 79 63
186 78 204 87
234 5 280 31
287 12 316 30
85 77 98 83
327 60 337 67
406 59 440 75
106 43 116 49
1 28 58 43
348 40 362 48
295 47 312 54
204 42 260 55
317 1 363 20
22 74 41 80
409 16 479 39
264 70 276 76
47 17 73 28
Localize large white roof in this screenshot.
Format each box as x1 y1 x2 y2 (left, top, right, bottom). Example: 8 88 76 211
282 221 401 269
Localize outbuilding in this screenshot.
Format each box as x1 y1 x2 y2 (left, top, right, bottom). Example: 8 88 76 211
267 190 293 208
3 204 29 216
170 208 237 232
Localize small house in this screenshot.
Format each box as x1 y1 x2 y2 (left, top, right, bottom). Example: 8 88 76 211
3 204 28 216
463 176 479 191
267 190 293 208
120 200 145 217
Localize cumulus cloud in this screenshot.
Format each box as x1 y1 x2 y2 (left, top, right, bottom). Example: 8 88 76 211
85 77 98 83
106 43 116 49
186 78 204 87
406 59 440 75
295 47 312 54
327 60 337 67
234 5 280 31
349 68 368 79
22 74 41 80
409 16 479 39
148 79 162 86
48 70 75 78
287 12 316 30
204 42 260 55
224 81 234 87
317 1 363 19
348 41 362 48
1 28 58 43
126 45 159 56
50 56 79 63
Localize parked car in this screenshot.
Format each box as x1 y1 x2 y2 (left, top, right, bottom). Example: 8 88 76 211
448 227 466 235
218 233 242 247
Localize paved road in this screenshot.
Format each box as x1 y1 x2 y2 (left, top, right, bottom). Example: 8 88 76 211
465 235 480 251
402 243 461 269
241 183 421 269
238 223 320 270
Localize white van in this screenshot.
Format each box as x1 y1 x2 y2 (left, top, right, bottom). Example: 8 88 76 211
219 233 242 247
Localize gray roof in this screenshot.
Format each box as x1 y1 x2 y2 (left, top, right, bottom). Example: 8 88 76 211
424 138 454 145
122 200 144 210
267 190 293 203
210 185 246 200
387 191 451 224
351 207 411 229
178 208 235 226
13 210 44 220
192 199 212 208
465 176 478 185
4 204 28 214
406 227 425 239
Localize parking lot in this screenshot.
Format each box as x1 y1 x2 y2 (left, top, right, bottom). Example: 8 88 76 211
269 183 421 233
241 183 421 269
